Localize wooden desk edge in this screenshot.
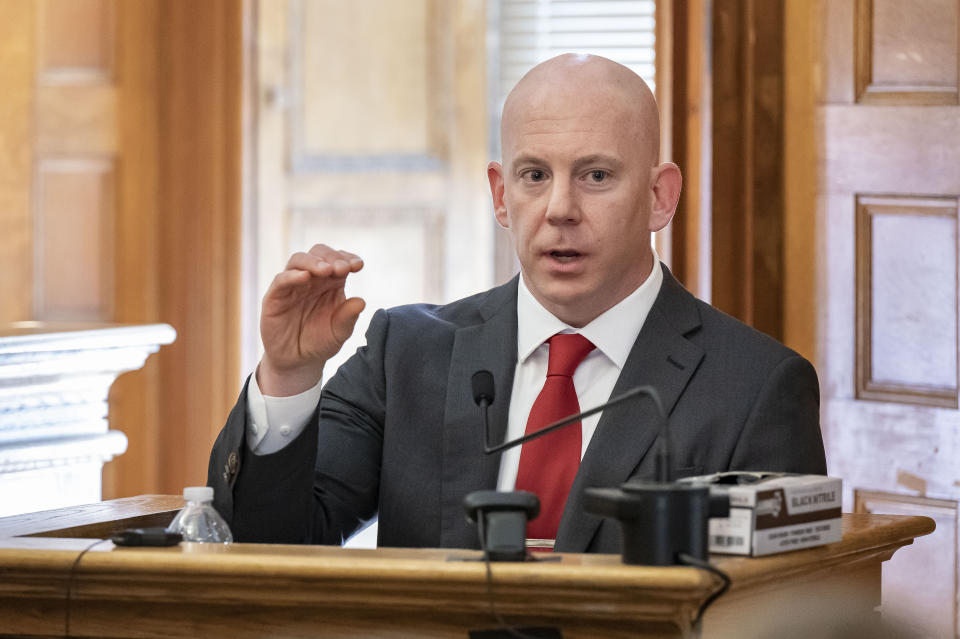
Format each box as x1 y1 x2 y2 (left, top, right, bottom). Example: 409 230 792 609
0 496 936 596
0 494 183 539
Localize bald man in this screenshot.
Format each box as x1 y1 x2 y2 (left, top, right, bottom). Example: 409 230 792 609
208 55 826 552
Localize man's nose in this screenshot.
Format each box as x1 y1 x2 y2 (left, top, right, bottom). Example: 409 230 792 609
544 181 581 224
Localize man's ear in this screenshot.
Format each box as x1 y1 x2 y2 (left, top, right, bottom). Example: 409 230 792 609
487 161 509 228
648 162 682 232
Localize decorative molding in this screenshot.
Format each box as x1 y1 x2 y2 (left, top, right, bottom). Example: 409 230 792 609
855 489 958 514
853 0 872 102
0 322 173 352
855 194 959 408
854 0 959 105
0 432 128 474
0 323 175 514
290 153 444 173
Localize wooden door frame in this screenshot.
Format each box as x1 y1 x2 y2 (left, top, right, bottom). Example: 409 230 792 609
669 0 795 349
106 0 244 497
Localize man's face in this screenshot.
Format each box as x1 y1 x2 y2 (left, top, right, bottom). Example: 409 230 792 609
489 82 665 327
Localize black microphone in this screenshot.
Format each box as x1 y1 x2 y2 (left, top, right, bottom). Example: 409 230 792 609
471 370 495 407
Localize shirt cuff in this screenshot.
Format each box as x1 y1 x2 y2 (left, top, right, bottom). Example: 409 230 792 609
246 373 323 455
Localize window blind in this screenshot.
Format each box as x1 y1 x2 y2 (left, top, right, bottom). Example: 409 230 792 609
497 0 657 105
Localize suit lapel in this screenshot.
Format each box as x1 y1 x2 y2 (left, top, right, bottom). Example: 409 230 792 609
439 278 519 548
555 267 705 552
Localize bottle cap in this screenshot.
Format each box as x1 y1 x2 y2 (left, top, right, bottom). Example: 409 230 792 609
183 486 214 502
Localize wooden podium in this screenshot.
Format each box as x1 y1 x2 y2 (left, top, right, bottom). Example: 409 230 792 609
0 496 934 638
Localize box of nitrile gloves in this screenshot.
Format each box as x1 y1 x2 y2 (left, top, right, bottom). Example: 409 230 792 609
682 472 843 556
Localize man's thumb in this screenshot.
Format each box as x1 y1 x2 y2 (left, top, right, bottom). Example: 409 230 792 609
331 297 366 344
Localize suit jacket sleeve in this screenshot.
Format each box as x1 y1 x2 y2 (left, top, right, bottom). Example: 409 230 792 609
206 379 247 529
728 353 827 474
207 309 392 544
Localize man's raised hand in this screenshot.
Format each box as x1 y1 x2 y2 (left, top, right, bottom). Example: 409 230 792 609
257 244 365 396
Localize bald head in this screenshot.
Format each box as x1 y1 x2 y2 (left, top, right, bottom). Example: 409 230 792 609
501 54 661 169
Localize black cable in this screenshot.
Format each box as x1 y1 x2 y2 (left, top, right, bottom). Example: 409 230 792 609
678 552 731 630
475 516 544 639
64 537 111 636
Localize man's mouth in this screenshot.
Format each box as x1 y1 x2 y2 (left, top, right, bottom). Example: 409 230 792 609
549 249 582 263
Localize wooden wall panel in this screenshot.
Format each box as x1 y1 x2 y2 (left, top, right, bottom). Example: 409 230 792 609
34 161 114 320
812 0 960 628
297 0 431 157
38 0 113 78
854 490 958 637
821 107 960 200
33 0 118 325
855 195 958 407
0 1 35 322
855 0 959 104
288 0 441 171
871 0 957 87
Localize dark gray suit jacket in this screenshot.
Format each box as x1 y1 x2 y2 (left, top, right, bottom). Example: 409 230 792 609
208 266 826 553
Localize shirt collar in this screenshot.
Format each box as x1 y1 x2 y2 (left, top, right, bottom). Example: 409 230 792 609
516 250 664 369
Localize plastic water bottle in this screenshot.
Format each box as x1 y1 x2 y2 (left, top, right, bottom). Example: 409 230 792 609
166 486 233 543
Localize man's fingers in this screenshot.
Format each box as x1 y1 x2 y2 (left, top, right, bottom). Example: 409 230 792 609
337 250 364 272
287 247 364 278
285 251 334 276
267 245 363 312
264 268 336 310
331 297 367 345
268 268 311 296
305 244 364 276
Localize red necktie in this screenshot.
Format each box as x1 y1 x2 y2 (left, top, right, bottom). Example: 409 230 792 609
515 333 596 541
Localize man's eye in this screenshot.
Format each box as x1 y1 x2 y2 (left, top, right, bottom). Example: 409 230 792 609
589 170 607 182
524 169 546 182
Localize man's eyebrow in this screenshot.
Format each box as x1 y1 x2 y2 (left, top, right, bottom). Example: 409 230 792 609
509 154 544 169
571 154 624 172
508 154 625 171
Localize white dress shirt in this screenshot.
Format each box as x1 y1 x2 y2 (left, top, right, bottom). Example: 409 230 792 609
247 254 664 487
496 256 662 490
246 371 323 454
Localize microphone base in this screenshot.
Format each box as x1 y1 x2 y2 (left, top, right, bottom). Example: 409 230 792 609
483 510 530 562
464 490 540 562
584 481 711 566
